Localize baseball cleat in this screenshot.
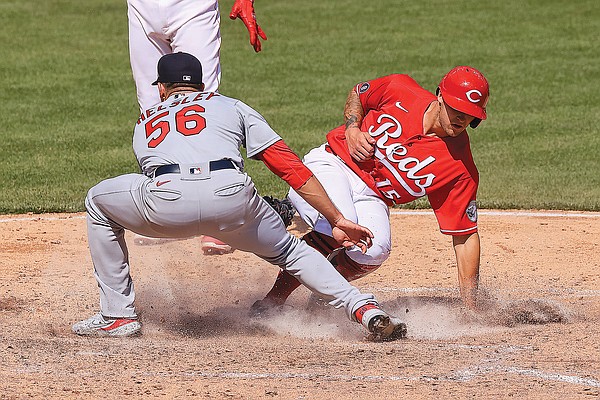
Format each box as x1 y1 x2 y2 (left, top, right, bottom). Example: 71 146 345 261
249 298 283 318
200 235 235 255
354 303 407 342
72 313 141 337
133 234 178 246
366 315 407 342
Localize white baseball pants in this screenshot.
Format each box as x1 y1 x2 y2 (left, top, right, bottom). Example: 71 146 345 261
288 145 392 266
127 0 222 111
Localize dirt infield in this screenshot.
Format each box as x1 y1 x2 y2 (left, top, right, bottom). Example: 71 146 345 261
1 210 599 399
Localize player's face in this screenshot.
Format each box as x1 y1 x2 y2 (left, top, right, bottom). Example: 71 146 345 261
438 95 476 137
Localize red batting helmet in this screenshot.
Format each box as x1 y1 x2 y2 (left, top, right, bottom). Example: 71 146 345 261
438 66 489 125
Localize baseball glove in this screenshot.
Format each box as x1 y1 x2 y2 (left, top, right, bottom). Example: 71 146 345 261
263 196 296 227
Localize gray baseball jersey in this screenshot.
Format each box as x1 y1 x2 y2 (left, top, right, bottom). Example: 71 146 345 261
84 91 379 323
133 92 280 175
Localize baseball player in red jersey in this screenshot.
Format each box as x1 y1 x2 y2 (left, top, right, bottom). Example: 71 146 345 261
72 52 407 341
252 66 489 314
128 0 266 253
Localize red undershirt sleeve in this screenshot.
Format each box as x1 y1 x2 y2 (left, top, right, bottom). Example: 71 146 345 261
256 140 314 190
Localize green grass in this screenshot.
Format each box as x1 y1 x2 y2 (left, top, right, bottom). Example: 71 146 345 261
0 0 598 213
0 0 137 212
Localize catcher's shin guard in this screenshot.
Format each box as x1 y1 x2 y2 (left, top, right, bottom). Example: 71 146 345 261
260 231 380 305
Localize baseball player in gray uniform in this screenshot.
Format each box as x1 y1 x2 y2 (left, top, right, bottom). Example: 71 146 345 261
72 52 407 342
128 0 265 253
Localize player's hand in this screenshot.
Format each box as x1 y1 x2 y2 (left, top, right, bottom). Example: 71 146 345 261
229 0 267 52
346 127 375 162
331 217 374 254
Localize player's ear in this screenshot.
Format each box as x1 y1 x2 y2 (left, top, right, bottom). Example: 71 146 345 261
158 83 167 101
436 89 444 106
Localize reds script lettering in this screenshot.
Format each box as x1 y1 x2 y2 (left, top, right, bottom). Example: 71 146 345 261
368 103 436 201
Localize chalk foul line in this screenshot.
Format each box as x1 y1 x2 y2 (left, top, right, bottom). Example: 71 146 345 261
390 210 600 218
2 209 600 224
130 367 600 388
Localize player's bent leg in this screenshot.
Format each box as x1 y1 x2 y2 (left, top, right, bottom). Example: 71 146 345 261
214 190 353 317
258 234 406 339
247 228 373 318
254 230 388 313
84 174 152 320
250 230 339 314
258 234 369 318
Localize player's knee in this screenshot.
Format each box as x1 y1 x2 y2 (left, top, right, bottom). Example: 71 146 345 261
347 239 391 266
85 187 107 225
260 234 303 268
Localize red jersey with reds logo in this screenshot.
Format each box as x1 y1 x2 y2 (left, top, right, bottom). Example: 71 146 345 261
327 74 479 235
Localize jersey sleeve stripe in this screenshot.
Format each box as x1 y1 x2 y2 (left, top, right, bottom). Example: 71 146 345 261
439 226 478 235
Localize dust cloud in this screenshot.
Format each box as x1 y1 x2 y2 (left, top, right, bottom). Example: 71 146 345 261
134 277 574 341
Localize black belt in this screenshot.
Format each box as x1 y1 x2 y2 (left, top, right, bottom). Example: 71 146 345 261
154 159 237 178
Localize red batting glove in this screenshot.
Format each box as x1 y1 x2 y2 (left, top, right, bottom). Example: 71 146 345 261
229 0 267 52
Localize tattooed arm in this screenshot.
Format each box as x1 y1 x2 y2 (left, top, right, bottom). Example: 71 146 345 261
344 89 375 161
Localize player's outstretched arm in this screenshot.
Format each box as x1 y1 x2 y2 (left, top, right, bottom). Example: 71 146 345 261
257 140 373 253
344 89 375 162
452 232 481 310
229 0 267 52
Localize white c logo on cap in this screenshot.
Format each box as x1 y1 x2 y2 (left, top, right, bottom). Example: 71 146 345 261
466 90 482 103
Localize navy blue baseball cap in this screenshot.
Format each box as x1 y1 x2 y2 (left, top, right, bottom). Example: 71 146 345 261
152 52 203 85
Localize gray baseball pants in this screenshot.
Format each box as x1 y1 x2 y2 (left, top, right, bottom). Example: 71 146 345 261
85 165 379 321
